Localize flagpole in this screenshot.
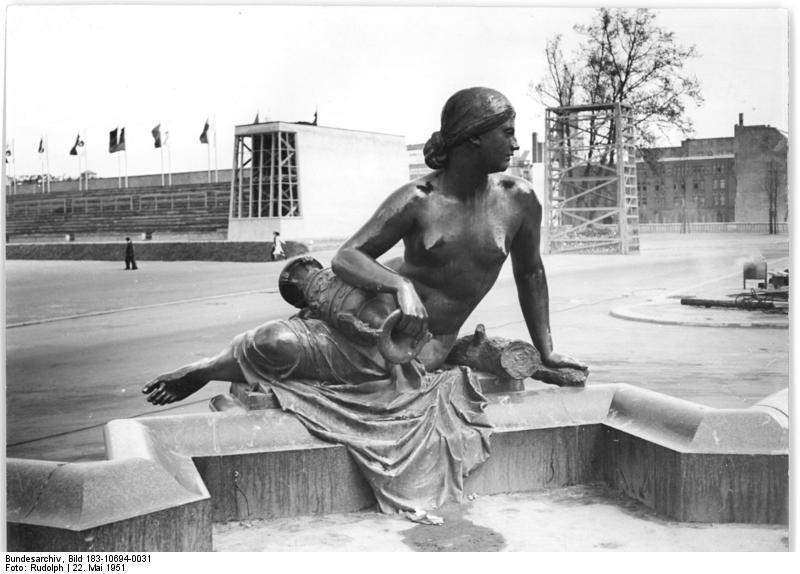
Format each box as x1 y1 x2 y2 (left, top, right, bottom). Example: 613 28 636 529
167 133 172 187
76 147 82 192
39 143 44 193
124 148 128 189
45 135 51 193
160 143 165 187
11 139 17 195
207 124 211 184
213 114 218 183
83 130 89 192
117 151 122 189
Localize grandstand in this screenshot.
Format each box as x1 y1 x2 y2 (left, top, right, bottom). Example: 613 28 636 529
5 182 230 243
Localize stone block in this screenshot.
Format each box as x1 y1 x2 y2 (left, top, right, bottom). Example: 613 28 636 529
485 384 615 430
138 409 327 456
195 447 376 523
7 500 211 552
601 427 788 523
6 457 211 551
466 425 603 495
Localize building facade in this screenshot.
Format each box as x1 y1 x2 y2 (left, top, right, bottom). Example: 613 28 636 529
636 115 788 225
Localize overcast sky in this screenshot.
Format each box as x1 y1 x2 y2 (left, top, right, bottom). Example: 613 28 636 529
1 3 790 180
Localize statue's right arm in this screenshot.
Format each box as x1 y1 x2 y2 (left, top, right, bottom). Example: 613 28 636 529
331 184 428 340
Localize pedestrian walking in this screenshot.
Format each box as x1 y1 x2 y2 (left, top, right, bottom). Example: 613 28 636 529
271 231 286 261
125 237 138 270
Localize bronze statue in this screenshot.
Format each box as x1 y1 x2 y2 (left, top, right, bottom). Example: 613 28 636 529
142 87 585 406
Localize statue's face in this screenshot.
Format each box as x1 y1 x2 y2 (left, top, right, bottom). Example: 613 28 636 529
476 118 519 173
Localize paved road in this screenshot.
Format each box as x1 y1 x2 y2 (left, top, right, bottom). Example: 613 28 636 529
4 233 790 462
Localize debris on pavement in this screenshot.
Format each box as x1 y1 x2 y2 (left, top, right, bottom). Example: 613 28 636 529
401 509 444 526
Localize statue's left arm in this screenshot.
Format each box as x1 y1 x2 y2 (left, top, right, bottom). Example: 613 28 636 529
510 186 587 370
331 184 428 341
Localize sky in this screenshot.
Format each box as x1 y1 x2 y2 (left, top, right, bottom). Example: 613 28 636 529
1 2 791 181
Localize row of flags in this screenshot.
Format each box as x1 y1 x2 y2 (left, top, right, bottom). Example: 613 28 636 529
4 119 215 160
8 109 318 163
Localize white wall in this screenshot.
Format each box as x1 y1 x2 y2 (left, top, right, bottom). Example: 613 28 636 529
296 125 408 240
228 124 408 242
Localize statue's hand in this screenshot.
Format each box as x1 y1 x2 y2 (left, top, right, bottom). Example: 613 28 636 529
395 281 429 341
541 351 588 371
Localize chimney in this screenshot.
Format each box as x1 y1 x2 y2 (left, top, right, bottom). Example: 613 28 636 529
739 113 744 126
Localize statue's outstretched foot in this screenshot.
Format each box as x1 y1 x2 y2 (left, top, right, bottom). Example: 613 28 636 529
142 365 208 405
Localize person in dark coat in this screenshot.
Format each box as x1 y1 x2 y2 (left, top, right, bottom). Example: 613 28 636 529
124 237 138 270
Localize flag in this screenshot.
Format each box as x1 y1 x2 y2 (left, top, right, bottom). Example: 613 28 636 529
313 108 318 126
4 145 10 163
254 112 259 124
69 133 84 156
163 131 169 146
109 128 126 153
108 128 119 153
152 124 162 149
200 119 209 144
38 138 45 154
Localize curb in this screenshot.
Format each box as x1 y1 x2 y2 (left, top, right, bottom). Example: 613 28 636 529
610 301 789 329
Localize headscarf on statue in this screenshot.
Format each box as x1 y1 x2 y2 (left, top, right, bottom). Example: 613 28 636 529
423 87 516 170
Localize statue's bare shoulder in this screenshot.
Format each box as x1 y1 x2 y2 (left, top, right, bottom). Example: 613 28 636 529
379 173 439 214
494 173 541 210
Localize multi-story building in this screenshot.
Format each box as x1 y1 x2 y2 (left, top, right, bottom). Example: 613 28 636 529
636 115 788 225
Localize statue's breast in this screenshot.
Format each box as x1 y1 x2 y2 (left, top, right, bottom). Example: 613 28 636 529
416 219 509 267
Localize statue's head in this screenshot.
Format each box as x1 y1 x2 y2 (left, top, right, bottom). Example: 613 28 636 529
423 87 516 170
279 256 323 308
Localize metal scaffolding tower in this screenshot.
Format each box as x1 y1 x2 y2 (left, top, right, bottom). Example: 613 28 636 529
543 103 639 254
230 123 301 221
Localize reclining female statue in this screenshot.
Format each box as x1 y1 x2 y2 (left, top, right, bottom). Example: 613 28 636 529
142 86 586 406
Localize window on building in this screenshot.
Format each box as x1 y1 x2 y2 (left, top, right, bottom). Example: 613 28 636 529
720 179 726 190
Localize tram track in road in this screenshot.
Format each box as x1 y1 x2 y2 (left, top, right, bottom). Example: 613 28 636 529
6 287 280 329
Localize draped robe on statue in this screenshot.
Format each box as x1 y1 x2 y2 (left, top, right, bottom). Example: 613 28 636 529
231 317 493 514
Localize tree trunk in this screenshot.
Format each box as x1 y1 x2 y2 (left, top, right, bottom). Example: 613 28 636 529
446 324 588 388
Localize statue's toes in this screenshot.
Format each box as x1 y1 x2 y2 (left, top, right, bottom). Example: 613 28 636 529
148 388 170 405
142 379 164 394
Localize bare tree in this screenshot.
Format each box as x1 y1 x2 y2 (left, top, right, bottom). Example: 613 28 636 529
534 8 703 148
535 35 577 108
533 8 703 222
764 159 784 235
